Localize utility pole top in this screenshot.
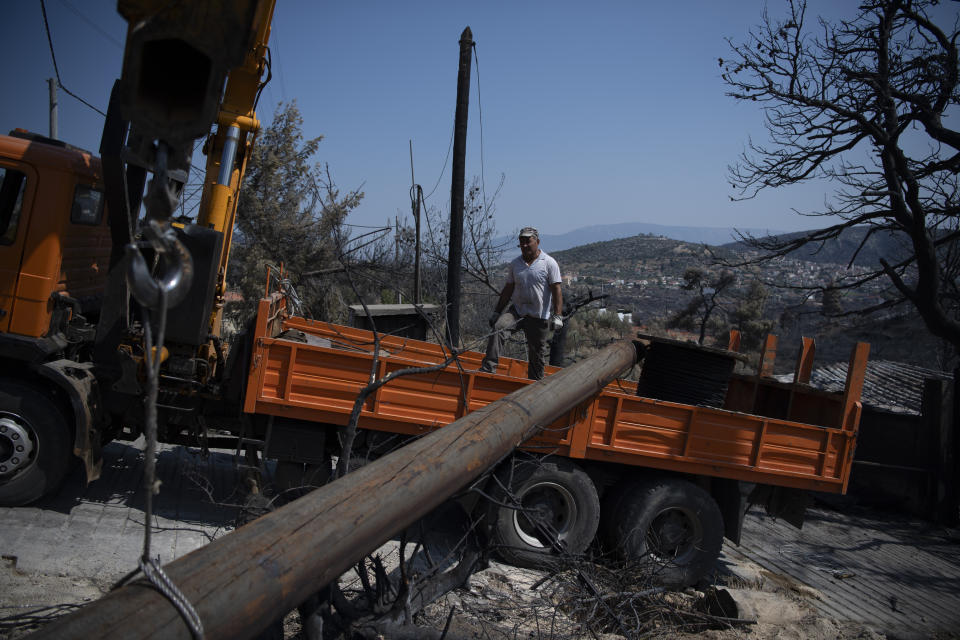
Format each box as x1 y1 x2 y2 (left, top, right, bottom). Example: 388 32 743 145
48 78 58 140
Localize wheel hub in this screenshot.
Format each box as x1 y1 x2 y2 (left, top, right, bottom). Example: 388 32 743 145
513 481 578 549
0 415 36 478
648 507 699 561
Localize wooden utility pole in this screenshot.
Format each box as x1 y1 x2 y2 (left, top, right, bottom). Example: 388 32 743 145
48 78 58 140
31 340 640 640
410 140 422 304
445 26 473 349
395 215 402 303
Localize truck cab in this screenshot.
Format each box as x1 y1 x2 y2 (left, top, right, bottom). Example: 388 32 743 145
0 130 110 354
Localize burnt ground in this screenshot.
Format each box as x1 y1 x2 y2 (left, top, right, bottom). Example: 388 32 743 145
1 439 958 639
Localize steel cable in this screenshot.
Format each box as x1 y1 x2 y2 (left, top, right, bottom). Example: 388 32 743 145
140 291 205 639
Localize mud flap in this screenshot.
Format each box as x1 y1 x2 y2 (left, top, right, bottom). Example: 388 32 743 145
265 417 328 464
32 360 103 483
714 480 811 545
712 478 753 545
748 483 811 529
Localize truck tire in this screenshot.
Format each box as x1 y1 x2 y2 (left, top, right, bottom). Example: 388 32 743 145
603 477 723 588
0 382 72 507
486 457 600 569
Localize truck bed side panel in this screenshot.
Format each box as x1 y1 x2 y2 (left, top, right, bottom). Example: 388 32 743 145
244 303 861 494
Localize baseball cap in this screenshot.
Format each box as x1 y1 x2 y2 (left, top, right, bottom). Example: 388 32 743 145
518 227 539 239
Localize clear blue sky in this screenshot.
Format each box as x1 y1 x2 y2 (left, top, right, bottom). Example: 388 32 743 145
3 1 955 239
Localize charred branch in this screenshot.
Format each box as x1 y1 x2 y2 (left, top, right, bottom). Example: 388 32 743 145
722 0 960 352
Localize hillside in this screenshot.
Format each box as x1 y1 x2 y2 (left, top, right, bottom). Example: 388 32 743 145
548 224 911 276
720 225 913 267
499 222 782 253
552 234 739 278
545 227 950 371
557 235 694 269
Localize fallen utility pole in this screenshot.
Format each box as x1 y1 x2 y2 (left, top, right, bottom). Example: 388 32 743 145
31 339 640 640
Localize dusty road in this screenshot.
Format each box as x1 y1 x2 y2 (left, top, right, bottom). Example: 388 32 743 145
1 439 959 639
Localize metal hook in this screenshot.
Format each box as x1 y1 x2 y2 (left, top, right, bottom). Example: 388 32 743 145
125 141 195 310
126 221 194 310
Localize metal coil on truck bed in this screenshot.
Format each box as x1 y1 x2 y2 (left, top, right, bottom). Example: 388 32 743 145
636 339 737 408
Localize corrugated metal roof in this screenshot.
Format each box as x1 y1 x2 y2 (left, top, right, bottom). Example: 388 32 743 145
776 360 952 415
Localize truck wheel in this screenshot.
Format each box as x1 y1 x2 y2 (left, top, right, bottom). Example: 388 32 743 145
0 382 72 507
603 477 723 588
486 457 600 569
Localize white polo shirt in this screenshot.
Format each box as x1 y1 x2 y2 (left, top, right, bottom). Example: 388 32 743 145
506 250 561 319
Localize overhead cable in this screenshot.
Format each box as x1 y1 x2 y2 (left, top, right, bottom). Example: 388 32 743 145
40 0 107 117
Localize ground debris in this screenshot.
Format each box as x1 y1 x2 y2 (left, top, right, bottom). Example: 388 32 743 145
0 557 107 639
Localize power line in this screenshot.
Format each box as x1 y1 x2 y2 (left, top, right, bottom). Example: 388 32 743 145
57 0 123 49
423 41 489 210
39 0 106 117
271 30 288 102
472 42 489 217
343 222 394 229
423 124 455 202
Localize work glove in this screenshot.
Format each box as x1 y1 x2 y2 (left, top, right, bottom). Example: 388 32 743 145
550 314 563 331
488 311 501 328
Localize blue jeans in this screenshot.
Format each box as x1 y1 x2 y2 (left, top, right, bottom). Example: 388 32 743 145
480 308 549 380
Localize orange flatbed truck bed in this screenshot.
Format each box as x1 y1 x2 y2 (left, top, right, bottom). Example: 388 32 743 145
238 294 868 586
244 296 867 495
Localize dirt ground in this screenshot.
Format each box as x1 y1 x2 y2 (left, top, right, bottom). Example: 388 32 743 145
2 443 956 639
0 553 921 640
0 559 107 638
411 560 896 640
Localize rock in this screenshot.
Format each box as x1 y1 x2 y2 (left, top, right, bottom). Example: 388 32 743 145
703 586 739 618
721 587 807 625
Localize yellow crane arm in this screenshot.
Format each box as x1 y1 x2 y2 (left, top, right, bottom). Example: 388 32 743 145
194 0 276 338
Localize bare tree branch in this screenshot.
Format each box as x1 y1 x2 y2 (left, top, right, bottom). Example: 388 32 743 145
722 0 960 352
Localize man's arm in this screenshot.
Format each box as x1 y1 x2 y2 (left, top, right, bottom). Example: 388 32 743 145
495 282 515 313
550 282 562 316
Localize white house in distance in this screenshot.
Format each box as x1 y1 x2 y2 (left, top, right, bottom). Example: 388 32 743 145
598 307 633 324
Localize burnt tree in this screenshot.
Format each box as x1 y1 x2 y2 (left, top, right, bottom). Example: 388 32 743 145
722 0 960 354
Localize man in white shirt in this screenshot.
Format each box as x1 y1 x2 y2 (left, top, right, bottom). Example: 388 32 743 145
480 227 563 380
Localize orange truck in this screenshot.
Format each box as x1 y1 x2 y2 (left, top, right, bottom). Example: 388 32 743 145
234 292 867 585
0 0 868 587
0 125 868 584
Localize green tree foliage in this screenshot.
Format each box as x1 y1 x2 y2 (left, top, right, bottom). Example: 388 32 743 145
562 309 635 365
821 280 844 318
227 101 363 326
727 279 773 350
668 268 736 345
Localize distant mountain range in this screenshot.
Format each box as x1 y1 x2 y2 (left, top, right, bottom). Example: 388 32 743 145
546 225 914 282
493 221 914 270
497 222 783 253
